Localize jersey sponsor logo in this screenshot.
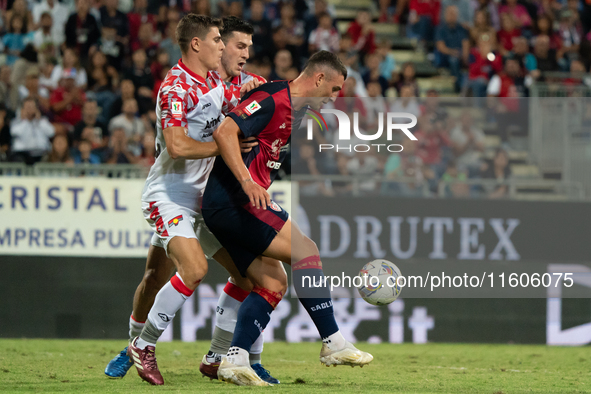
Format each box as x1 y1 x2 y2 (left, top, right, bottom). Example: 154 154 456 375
205 115 221 130
279 123 286 129
244 100 261 115
171 102 182 116
202 102 211 110
169 84 186 94
269 201 281 212
168 215 183 227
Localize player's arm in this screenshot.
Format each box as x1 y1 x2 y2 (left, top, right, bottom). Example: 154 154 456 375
164 126 219 160
213 117 271 210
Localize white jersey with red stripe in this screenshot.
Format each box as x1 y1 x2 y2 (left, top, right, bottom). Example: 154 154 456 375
141 60 230 213
212 70 267 116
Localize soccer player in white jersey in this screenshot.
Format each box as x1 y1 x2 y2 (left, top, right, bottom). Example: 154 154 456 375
104 15 280 385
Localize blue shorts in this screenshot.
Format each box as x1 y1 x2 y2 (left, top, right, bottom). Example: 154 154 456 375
201 200 288 277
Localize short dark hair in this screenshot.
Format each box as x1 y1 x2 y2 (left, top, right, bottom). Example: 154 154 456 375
176 14 222 54
303 50 347 80
220 16 254 42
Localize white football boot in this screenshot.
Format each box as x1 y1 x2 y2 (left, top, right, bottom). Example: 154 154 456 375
319 341 374 367
217 347 271 386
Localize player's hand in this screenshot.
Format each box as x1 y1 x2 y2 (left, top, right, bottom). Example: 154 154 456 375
239 136 259 153
240 79 262 97
241 178 271 210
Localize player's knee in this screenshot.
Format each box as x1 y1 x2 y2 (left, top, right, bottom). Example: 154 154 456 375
178 264 208 288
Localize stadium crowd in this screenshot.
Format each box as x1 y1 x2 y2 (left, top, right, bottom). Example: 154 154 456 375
0 0 588 197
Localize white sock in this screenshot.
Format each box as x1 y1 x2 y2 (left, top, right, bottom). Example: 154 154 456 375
135 336 154 350
215 281 247 332
323 330 346 351
226 346 250 366
138 274 193 348
129 315 145 340
250 332 264 365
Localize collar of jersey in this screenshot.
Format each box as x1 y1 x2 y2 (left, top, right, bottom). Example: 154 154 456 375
177 59 207 85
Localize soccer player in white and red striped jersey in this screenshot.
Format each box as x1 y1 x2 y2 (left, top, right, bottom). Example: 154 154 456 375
104 16 279 385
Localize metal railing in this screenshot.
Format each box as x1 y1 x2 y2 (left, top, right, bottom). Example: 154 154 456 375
0 163 150 178
290 174 586 200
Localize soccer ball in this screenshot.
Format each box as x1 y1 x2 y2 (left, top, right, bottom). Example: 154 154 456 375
357 259 402 306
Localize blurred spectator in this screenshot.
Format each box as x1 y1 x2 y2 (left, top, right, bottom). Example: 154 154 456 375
226 1 244 18
534 14 562 55
139 132 156 167
382 139 425 196
414 114 451 173
111 78 151 118
394 62 420 96
440 160 470 197
273 3 305 48
470 0 500 31
440 0 472 28
308 12 339 53
5 0 34 33
123 49 155 103
362 53 389 95
88 50 120 95
499 0 532 29
50 68 86 126
295 142 334 196
470 9 496 46
108 98 145 154
73 138 101 164
42 134 73 163
50 47 88 89
347 150 380 193
407 0 440 47
73 100 108 146
10 98 55 164
39 58 56 92
98 25 125 71
261 26 299 67
0 105 10 161
65 0 101 63
347 10 376 55
390 84 421 117
131 23 158 62
17 67 50 113
128 0 157 44
497 13 521 57
3 15 32 66
337 50 368 97
422 89 450 122
191 0 211 16
0 65 11 106
532 34 560 73
466 35 502 97
304 0 333 36
100 0 130 45
10 45 39 96
511 37 537 72
105 127 139 164
487 57 526 97
249 0 273 55
31 13 58 60
558 9 582 69
32 0 68 46
363 81 388 130
160 22 182 65
376 40 395 81
480 148 511 198
269 49 293 81
450 110 485 175
434 6 469 91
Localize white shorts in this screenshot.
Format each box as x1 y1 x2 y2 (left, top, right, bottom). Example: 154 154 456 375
142 200 222 259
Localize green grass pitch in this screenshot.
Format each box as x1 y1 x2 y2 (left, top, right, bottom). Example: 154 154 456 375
0 340 589 393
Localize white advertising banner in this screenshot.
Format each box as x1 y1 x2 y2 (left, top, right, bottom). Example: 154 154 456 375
0 177 294 257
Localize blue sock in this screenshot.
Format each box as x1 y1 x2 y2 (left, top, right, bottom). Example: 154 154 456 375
293 256 339 339
230 292 274 352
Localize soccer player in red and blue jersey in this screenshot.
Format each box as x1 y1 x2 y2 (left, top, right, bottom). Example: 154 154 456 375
202 51 373 386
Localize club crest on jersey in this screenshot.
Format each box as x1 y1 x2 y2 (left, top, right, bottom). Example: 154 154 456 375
171 102 182 116
269 201 281 212
168 215 183 227
271 138 282 158
244 100 261 115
